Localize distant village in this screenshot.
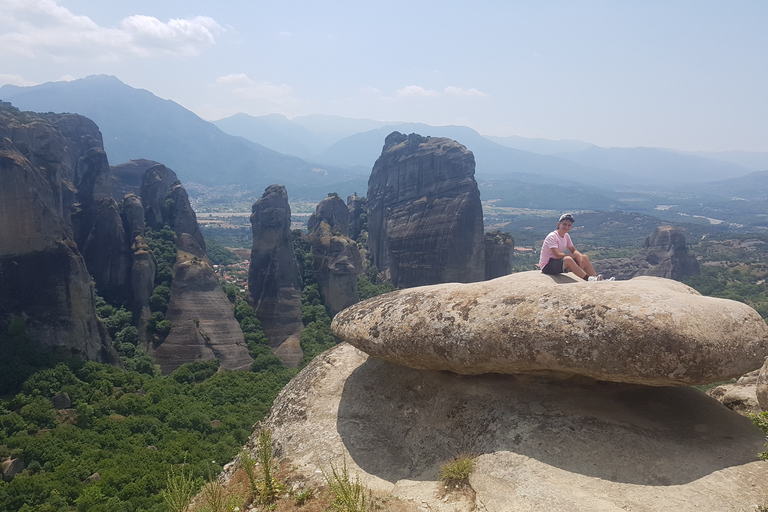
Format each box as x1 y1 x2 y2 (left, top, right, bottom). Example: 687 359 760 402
214 259 250 292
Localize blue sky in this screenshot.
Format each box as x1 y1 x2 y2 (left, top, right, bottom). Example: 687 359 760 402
1 0 766 152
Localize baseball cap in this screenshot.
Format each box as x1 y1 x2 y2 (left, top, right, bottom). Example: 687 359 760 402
559 213 575 223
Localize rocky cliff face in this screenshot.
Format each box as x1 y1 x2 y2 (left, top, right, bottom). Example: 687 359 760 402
594 226 701 280
140 164 178 229
0 105 114 361
151 234 252 374
347 193 366 241
308 195 362 317
81 197 132 305
367 132 485 288
111 159 162 201
248 185 303 366
484 230 514 280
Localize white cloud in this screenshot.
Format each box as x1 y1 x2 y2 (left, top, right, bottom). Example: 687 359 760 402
397 85 440 98
0 0 223 60
0 74 37 87
213 73 295 104
444 86 488 97
279 31 292 37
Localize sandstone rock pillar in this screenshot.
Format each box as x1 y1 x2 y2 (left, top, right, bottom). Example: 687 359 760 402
248 185 303 366
367 131 485 288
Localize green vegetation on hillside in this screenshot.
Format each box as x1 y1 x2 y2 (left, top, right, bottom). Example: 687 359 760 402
0 361 293 512
204 237 240 266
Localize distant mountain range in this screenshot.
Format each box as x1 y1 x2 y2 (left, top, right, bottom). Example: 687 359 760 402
2 75 766 224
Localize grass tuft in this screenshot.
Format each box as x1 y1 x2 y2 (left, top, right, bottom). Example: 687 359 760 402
439 454 475 487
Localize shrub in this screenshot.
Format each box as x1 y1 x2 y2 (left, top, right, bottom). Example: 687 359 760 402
161 462 197 512
323 458 369 512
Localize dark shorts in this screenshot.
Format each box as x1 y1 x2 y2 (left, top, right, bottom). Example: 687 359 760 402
541 258 566 275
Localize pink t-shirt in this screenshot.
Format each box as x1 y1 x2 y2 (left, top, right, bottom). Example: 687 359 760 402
539 230 572 268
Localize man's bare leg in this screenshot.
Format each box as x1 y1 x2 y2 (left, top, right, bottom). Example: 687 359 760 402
562 256 587 279
576 254 597 277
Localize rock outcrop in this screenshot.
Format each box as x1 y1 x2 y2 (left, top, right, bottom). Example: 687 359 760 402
111 159 162 201
140 164 178 229
71 147 112 249
81 197 132 305
594 225 700 280
347 193 366 241
484 230 514 280
707 370 761 416
257 342 768 512
248 185 303 366
307 195 362 317
367 132 485 288
0 106 114 361
332 271 768 386
151 235 252 374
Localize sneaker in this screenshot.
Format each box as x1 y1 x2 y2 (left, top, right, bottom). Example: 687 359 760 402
587 276 599 282
597 274 604 281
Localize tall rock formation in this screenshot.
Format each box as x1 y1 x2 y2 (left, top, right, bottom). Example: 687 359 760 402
81 197 132 305
71 147 112 249
367 132 485 288
347 193 367 241
484 230 514 280
140 164 178 229
0 105 114 361
151 234 252 374
110 159 162 201
594 226 701 280
308 195 362 317
248 185 303 366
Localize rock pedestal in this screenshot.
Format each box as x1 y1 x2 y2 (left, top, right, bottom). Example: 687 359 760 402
258 343 768 512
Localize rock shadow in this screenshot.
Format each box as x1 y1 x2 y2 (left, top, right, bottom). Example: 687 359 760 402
336 356 763 486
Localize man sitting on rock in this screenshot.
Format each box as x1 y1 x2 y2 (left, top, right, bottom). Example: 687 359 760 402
539 213 604 281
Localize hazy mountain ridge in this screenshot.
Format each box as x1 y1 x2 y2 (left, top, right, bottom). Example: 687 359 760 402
2 75 766 225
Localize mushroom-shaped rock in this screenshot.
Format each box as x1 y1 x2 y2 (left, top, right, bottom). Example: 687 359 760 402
331 271 768 386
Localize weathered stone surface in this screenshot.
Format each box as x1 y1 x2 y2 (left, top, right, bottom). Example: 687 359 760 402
332 271 768 386
151 242 252 374
0 117 113 361
248 185 303 365
259 342 768 512
308 195 362 317
594 226 700 280
140 164 178 229
0 105 102 223
484 230 514 280
50 392 72 410
308 194 350 235
130 235 155 324
111 159 162 200
81 197 132 304
121 193 145 242
367 131 485 288
755 359 768 411
706 383 761 416
2 458 25 483
71 147 112 249
347 193 366 241
167 181 206 251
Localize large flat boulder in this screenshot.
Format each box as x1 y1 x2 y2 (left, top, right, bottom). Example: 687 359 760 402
260 343 768 512
332 271 768 386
